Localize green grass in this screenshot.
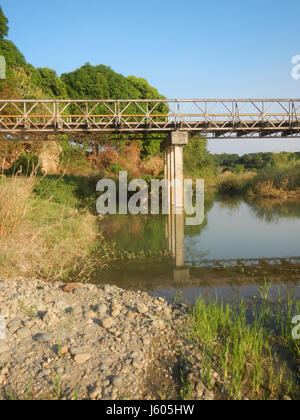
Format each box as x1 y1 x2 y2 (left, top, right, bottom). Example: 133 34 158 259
185 283 300 400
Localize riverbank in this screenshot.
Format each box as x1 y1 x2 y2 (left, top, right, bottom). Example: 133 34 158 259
0 279 298 400
0 174 116 281
216 161 300 200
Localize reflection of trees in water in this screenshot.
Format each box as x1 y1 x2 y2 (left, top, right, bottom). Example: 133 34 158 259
102 214 165 253
185 190 215 238
216 195 243 211
247 199 300 224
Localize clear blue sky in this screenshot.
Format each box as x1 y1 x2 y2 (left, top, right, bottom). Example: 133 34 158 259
1 0 300 154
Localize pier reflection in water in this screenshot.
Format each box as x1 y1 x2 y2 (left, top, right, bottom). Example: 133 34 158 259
166 211 190 283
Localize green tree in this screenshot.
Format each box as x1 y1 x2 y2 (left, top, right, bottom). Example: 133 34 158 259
184 138 216 178
0 7 8 39
37 68 68 98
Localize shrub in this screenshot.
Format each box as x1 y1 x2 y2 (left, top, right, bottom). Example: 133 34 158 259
10 152 41 176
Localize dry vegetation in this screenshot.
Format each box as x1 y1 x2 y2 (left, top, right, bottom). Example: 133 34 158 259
217 162 300 200
0 174 112 281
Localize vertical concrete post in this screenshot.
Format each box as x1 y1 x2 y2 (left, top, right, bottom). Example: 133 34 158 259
161 131 188 267
170 131 188 213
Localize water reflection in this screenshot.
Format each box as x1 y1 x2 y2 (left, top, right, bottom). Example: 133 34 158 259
98 197 300 304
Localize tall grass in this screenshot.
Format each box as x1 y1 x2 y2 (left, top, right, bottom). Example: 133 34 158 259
0 174 36 237
217 161 300 199
187 284 300 400
0 174 114 281
217 172 255 196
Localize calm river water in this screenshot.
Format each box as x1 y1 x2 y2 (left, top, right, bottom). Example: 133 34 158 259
98 196 300 305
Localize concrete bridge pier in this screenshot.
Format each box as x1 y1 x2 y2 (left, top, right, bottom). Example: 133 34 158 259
161 131 188 213
162 131 188 268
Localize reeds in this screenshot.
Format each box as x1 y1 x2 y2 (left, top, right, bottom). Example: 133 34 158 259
0 174 36 237
187 282 300 400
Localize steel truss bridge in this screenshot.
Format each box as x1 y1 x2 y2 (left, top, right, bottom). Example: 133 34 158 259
1 99 300 139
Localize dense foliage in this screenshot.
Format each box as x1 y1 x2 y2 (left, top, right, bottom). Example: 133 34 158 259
213 152 300 173
0 6 8 39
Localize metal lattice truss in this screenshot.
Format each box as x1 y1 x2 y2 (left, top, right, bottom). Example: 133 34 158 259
1 99 300 138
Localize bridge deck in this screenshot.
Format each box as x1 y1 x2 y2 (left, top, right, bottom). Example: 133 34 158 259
0 99 300 138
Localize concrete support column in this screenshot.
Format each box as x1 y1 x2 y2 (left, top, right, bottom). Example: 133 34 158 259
161 131 188 212
161 131 188 267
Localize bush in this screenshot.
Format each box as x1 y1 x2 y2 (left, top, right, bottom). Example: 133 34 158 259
60 141 91 174
217 173 254 195
10 152 41 176
33 175 96 209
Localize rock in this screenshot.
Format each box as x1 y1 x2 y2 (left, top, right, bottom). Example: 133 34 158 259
196 381 206 398
98 304 107 315
72 304 83 316
33 333 52 343
111 376 122 387
89 386 102 399
100 317 114 329
152 319 166 330
7 319 20 332
1 367 9 376
74 353 92 365
0 342 9 354
55 301 69 311
136 304 149 314
61 283 82 293
111 303 122 312
16 327 32 340
203 389 214 400
43 310 59 325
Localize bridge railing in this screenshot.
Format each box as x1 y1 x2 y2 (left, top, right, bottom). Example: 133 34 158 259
0 99 300 137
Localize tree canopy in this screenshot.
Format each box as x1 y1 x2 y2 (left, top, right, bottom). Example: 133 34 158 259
0 7 8 39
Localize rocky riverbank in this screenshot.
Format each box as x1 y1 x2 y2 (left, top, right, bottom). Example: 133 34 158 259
0 278 202 400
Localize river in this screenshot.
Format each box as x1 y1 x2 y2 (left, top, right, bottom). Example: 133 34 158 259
97 195 300 305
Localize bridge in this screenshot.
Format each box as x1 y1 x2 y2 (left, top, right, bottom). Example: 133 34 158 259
0 99 300 138
1 98 300 253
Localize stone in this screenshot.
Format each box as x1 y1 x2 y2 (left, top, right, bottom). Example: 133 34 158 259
16 327 32 340
0 342 9 354
43 311 59 325
196 381 206 398
33 333 52 343
89 386 102 399
98 304 107 315
152 319 166 330
111 376 122 387
111 303 122 312
203 389 214 401
74 353 92 364
100 317 114 329
61 283 82 293
136 304 149 314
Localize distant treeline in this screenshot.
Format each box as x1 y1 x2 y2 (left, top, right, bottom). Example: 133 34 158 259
212 152 300 172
